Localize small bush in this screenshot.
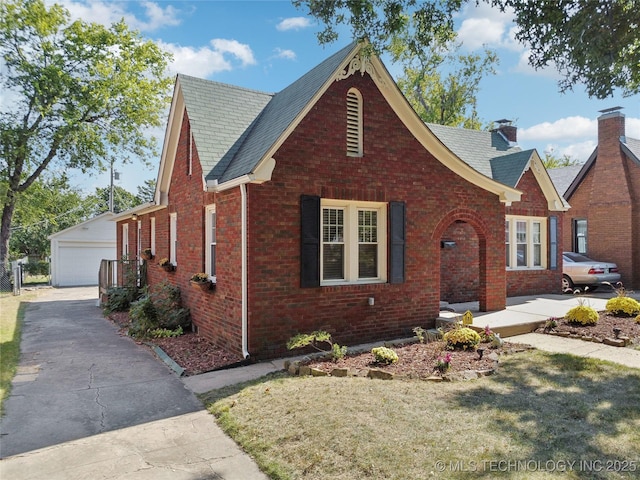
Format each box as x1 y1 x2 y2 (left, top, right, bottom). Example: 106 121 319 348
128 281 190 338
103 286 140 314
371 346 398 365
443 326 480 350
565 305 599 325
606 297 640 317
148 326 183 338
287 330 347 362
22 261 49 276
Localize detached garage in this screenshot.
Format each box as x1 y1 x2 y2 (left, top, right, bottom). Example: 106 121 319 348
49 212 116 287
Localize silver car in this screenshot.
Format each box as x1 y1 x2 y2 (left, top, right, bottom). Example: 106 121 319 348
562 252 621 292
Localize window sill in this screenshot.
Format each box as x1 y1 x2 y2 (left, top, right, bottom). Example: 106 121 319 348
320 279 386 287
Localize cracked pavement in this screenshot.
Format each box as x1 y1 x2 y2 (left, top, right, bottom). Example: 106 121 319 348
0 287 267 479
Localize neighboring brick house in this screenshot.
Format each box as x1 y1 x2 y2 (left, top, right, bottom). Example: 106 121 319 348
114 43 564 360
550 108 640 289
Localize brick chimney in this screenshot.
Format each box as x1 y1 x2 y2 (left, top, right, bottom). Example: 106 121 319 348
493 119 517 143
592 107 629 204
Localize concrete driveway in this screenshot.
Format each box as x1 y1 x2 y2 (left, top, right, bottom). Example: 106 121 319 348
0 287 266 479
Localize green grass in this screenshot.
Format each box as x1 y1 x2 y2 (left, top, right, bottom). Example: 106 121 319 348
202 351 640 480
0 291 36 415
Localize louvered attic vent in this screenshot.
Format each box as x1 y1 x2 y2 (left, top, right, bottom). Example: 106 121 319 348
346 89 362 156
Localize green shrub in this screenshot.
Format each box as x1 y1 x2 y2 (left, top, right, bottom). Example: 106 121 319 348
371 346 398 365
128 282 190 338
287 330 347 362
443 326 480 350
148 326 183 338
565 305 599 325
22 261 49 276
103 286 140 314
606 297 640 317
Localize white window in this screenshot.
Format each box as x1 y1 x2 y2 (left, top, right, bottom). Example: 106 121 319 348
505 216 547 269
169 213 177 266
137 220 142 265
150 217 156 255
205 205 216 281
321 199 386 284
122 224 129 259
505 220 510 268
346 88 363 156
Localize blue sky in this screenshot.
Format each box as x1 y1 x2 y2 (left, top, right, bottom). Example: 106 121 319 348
53 0 640 195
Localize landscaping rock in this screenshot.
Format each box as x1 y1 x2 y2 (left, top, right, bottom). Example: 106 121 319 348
603 338 625 347
331 368 349 377
367 369 394 380
427 376 444 382
299 365 311 376
288 361 300 375
310 368 328 377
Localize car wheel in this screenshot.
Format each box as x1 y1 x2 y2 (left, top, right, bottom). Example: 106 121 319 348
562 275 574 293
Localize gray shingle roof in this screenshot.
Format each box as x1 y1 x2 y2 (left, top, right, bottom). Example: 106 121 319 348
177 43 358 184
178 75 273 179
426 123 526 184
490 150 534 188
547 165 584 197
623 137 640 163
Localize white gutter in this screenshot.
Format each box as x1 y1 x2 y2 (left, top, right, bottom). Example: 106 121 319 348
241 183 249 359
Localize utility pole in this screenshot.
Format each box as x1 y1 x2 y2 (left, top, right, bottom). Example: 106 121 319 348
109 162 120 213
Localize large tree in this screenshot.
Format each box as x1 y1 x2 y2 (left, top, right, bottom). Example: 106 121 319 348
394 40 498 128
293 0 639 98
9 175 87 259
0 0 171 277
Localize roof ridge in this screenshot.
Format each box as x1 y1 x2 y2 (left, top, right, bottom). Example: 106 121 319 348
177 73 274 96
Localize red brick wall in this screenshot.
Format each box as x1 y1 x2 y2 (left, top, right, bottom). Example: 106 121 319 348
506 169 564 296
440 222 479 303
564 112 638 288
244 73 507 359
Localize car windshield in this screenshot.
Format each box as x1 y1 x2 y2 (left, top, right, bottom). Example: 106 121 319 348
563 252 593 263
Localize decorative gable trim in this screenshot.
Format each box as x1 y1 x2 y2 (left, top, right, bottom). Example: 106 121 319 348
517 151 569 211
335 53 389 89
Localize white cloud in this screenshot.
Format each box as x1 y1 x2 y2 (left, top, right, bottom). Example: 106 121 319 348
456 3 521 52
54 0 182 31
210 39 256 66
273 48 296 60
276 17 312 31
159 39 256 78
627 117 640 139
519 116 596 142
512 50 562 79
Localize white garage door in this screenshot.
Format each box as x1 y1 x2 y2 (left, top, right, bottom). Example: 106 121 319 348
57 245 115 286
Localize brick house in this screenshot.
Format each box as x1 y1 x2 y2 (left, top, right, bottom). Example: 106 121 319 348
550 108 640 289
115 43 565 360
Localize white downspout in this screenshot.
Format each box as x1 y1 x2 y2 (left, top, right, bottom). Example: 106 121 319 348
241 183 249 358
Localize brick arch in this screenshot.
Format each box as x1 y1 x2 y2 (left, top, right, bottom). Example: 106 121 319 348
433 208 491 312
432 208 489 242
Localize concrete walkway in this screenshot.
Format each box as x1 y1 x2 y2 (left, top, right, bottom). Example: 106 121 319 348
0 287 267 480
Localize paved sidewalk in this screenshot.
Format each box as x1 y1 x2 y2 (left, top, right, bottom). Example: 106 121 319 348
509 333 640 368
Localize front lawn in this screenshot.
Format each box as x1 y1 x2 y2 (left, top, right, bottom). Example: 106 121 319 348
202 351 640 479
0 291 36 415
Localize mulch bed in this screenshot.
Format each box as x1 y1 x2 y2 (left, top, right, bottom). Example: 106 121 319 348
105 311 243 376
535 311 640 346
303 340 529 380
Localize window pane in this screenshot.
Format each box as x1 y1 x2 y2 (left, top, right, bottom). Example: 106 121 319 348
575 219 587 254
323 208 344 242
359 244 377 278
210 244 216 276
517 244 527 266
323 244 344 280
533 222 541 266
505 221 510 267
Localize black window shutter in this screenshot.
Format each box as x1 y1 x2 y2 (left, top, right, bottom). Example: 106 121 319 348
549 215 558 270
389 201 406 284
300 195 320 287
